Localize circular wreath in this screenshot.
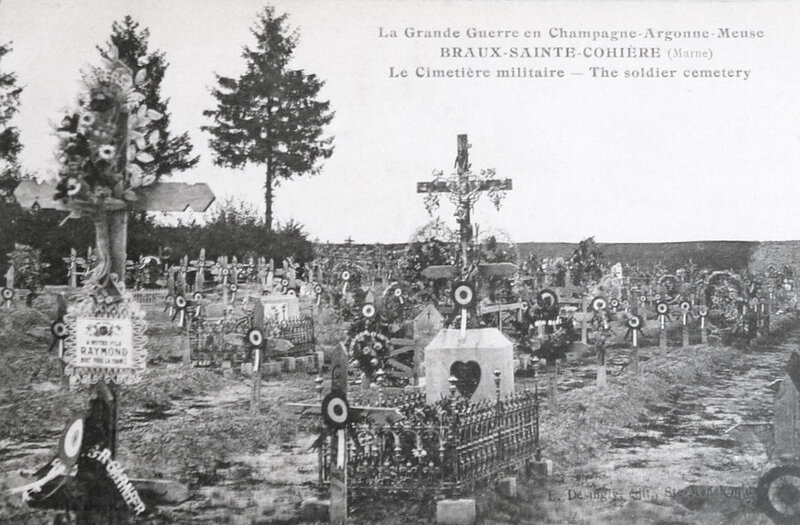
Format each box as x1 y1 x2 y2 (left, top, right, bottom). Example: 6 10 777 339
348 330 392 380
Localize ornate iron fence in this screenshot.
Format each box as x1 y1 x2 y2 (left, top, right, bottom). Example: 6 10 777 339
318 389 539 496
264 316 315 356
131 289 169 311
188 314 253 365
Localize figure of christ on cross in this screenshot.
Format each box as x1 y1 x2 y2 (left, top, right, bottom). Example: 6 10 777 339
417 134 512 272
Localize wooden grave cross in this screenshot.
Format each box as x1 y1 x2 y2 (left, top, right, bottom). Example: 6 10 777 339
15 179 215 217
250 298 266 412
62 248 81 288
479 301 525 330
2 263 14 308
14 177 215 443
286 344 403 524
189 248 210 293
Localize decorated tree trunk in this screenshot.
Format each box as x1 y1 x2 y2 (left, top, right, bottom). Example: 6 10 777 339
44 46 158 523
91 209 129 284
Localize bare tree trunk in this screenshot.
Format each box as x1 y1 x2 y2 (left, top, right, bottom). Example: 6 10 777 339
91 211 113 285
109 210 128 282
265 165 273 232
90 209 128 286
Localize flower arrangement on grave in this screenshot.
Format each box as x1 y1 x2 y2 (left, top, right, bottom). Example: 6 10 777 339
516 300 576 363
401 236 460 282
540 257 568 287
704 271 746 318
51 45 162 289
529 328 572 363
346 303 415 385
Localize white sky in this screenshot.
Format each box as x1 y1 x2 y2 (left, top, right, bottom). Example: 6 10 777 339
1 0 799 244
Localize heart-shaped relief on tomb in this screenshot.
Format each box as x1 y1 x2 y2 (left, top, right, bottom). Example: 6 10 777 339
450 361 481 399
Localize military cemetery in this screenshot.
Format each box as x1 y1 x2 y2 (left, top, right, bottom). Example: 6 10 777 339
2 2 800 524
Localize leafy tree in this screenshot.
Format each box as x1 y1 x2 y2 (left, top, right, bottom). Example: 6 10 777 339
7 243 47 304
203 5 335 230
99 16 199 179
0 37 23 199
147 198 314 265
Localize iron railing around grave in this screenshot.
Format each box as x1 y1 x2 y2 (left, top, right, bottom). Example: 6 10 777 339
131 289 169 311
264 316 316 356
187 312 316 364
188 314 253 365
318 389 539 496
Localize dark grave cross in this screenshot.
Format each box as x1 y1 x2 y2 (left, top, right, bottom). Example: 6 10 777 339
327 344 348 525
286 343 403 525
250 298 266 412
680 302 693 347
3 264 14 308
417 134 512 271
12 53 213 520
13 174 215 472
698 306 709 345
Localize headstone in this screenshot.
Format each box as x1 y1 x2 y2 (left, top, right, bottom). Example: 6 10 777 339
259 294 300 321
436 499 476 525
414 304 444 340
424 328 513 404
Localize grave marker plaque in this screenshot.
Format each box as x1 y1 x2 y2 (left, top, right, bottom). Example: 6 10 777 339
63 295 148 385
75 318 134 369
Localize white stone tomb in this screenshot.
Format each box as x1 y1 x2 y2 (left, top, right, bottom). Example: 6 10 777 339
259 294 300 322
424 327 514 404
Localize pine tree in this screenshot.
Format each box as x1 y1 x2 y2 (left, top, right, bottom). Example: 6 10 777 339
203 5 334 230
99 16 198 179
0 37 23 198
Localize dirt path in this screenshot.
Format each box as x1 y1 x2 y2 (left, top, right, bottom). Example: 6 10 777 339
510 332 799 525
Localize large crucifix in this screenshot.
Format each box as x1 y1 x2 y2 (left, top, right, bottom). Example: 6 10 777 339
417 134 514 283
417 134 512 272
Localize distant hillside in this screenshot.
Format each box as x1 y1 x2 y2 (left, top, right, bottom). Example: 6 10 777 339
317 240 773 271
516 241 761 271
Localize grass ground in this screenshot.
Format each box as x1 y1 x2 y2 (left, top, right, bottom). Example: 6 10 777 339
1 296 797 524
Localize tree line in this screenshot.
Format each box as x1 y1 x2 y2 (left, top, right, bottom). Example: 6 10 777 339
0 5 333 281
